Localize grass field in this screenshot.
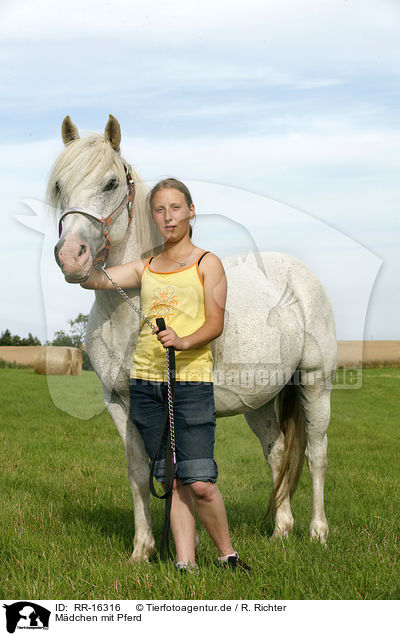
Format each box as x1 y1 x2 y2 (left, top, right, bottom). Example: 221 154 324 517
0 368 399 600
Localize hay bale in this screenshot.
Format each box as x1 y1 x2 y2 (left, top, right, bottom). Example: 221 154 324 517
68 347 82 375
34 346 72 375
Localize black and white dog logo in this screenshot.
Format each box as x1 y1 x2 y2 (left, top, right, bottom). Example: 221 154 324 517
3 602 51 633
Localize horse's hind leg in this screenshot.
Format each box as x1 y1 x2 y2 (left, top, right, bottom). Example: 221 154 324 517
105 392 155 561
297 376 331 543
244 401 294 539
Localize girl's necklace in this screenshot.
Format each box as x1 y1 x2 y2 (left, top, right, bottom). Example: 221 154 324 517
162 251 193 267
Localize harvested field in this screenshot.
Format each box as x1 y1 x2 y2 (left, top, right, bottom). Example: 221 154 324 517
337 340 400 367
0 346 40 366
1 342 399 371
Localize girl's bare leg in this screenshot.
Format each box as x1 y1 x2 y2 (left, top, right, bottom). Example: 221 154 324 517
165 480 234 563
188 481 234 557
165 479 196 563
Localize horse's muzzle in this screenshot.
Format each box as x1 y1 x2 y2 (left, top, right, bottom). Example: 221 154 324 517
55 233 93 282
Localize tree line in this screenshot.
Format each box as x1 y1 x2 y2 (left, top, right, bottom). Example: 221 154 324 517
0 330 41 346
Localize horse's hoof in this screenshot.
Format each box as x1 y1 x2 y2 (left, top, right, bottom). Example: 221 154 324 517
309 520 329 545
271 512 294 542
310 535 328 549
128 540 156 563
270 527 290 542
128 552 152 564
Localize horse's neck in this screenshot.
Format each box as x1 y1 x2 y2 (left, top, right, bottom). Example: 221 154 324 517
108 219 142 266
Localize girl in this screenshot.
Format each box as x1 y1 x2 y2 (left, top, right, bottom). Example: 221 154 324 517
82 178 250 573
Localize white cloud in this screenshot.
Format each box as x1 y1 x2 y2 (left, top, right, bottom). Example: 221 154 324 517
1 0 399 75
123 130 400 170
3 125 399 175
0 0 398 341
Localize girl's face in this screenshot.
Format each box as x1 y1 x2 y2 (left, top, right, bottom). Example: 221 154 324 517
151 188 195 242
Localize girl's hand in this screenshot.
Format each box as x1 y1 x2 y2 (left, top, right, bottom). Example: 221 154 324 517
152 326 187 351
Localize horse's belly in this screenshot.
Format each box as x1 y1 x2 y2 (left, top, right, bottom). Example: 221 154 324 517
213 359 299 416
214 378 279 415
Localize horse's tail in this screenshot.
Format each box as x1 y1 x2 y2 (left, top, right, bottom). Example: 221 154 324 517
267 379 306 517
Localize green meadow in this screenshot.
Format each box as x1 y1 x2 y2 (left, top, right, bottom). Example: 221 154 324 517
0 368 398 600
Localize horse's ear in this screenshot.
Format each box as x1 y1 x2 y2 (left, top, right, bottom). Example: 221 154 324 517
105 114 121 151
62 116 80 145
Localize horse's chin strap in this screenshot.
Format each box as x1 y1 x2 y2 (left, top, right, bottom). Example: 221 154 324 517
58 164 136 270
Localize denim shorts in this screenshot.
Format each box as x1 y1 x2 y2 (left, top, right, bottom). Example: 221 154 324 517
130 379 218 485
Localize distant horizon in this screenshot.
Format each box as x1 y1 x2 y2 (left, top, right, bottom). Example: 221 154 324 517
2 335 400 344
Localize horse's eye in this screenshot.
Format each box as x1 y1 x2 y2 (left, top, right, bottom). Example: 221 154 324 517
55 180 61 194
104 177 118 192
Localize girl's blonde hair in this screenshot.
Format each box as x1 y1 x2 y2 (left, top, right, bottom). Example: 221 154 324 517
148 178 194 238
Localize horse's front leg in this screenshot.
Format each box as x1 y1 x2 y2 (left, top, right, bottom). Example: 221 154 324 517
105 391 155 561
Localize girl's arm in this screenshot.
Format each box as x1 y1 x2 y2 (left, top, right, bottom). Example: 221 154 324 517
155 253 227 350
80 258 147 291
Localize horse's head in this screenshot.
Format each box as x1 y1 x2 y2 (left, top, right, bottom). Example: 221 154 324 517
50 115 136 282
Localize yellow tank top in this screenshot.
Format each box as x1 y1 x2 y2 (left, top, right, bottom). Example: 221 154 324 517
131 252 214 382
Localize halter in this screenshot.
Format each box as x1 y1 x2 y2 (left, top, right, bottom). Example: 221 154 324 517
58 163 136 269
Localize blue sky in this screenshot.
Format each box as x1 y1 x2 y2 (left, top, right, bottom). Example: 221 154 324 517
0 0 399 342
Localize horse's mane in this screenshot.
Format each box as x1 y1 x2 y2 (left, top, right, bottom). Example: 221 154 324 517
47 133 161 258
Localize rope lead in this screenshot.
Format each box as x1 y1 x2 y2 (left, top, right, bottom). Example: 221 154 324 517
101 268 176 558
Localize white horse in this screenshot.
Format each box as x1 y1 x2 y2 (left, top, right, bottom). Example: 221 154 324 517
50 115 337 561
